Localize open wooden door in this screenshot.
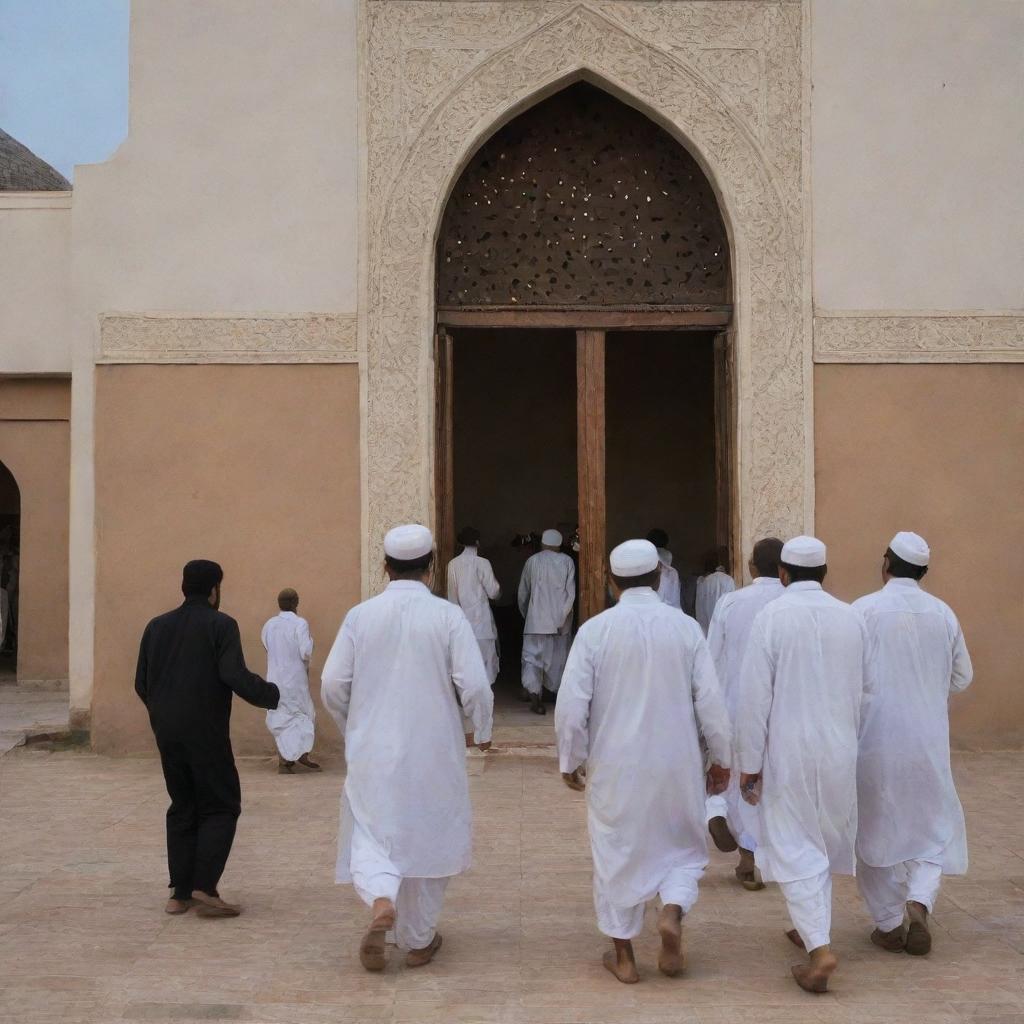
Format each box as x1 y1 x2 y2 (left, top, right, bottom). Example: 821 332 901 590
576 330 606 623
434 327 455 593
713 329 736 573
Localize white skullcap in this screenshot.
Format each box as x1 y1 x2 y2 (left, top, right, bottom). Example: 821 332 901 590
658 548 674 567
542 529 563 547
610 539 661 578
384 523 433 561
889 531 929 567
781 535 827 568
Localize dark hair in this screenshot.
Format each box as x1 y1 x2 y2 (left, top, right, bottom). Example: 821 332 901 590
457 526 481 547
647 528 669 549
781 561 827 584
277 588 299 611
385 552 434 577
885 548 928 580
181 559 223 597
612 567 661 591
751 537 784 578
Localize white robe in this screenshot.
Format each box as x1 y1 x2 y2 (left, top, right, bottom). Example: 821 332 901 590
321 580 494 882
695 569 735 634
854 578 973 873
705 576 784 849
556 588 732 915
518 550 575 635
262 611 315 761
447 546 501 685
655 548 681 609
735 581 868 883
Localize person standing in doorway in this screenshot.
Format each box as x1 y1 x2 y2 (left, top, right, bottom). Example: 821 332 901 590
321 525 494 972
262 588 320 774
854 532 973 956
647 528 681 610
704 537 784 888
135 560 280 917
518 528 576 715
735 536 868 993
695 548 735 634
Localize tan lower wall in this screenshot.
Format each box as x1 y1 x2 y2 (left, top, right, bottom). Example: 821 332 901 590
0 379 71 682
814 363 1024 749
92 364 360 755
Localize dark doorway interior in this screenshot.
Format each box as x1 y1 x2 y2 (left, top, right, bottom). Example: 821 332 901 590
452 328 577 705
0 461 20 680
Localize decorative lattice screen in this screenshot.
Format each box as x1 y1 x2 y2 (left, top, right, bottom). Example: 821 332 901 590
437 82 730 308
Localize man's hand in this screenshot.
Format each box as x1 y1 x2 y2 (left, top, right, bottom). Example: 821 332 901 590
706 764 730 796
562 768 585 792
739 772 762 806
477 741 492 752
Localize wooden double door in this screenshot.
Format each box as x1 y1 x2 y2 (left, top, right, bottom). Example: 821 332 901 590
434 312 734 625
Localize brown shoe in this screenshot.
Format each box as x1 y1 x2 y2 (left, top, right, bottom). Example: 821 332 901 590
298 754 322 771
871 925 907 953
164 897 194 915
278 760 295 774
905 901 932 956
708 816 739 853
406 932 443 968
191 891 241 917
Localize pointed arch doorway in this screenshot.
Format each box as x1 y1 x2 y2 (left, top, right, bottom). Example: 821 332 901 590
434 83 735 646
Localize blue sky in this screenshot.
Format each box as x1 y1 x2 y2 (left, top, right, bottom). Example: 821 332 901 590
0 0 128 180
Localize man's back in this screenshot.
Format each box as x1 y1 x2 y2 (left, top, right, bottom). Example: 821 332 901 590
519 549 575 633
262 612 312 682
447 548 500 638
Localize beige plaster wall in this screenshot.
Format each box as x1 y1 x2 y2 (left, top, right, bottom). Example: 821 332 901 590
814 364 1024 749
92 364 360 755
0 379 70 681
0 196 72 374
812 0 1024 310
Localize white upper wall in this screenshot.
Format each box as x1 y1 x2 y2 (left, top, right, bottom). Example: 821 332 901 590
0 195 72 373
812 0 1024 311
72 0 358 314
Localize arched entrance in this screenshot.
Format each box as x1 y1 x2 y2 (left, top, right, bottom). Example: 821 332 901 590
433 82 733 687
0 461 20 679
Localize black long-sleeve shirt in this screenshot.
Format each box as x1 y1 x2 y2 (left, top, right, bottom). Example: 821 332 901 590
135 595 279 752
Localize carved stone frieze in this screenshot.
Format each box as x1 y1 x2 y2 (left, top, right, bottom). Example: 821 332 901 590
98 314 359 364
363 1 810 592
814 313 1024 363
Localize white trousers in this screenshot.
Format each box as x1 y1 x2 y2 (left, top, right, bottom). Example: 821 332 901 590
594 863 704 940
779 869 832 952
521 634 570 695
462 639 499 734
857 858 942 933
705 787 760 852
349 816 450 950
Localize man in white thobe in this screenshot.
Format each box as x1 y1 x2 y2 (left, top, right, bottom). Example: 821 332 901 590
704 537 784 887
735 536 868 994
518 528 575 715
556 540 732 984
447 526 502 686
262 588 319 773
647 529 681 609
695 551 735 634
321 524 494 972
854 531 973 957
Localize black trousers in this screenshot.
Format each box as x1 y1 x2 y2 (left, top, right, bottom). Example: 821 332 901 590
158 740 241 900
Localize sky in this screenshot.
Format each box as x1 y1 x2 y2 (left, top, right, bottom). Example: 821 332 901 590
0 0 128 181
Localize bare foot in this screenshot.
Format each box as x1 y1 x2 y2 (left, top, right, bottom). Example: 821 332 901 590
360 898 396 971
278 760 295 774
785 928 806 950
657 904 685 977
871 925 907 952
406 932 443 967
736 848 764 891
791 946 838 994
708 816 738 853
905 901 932 956
603 941 639 984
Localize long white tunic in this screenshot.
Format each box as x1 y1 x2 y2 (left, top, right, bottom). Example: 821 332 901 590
321 580 494 881
518 550 575 635
735 581 868 883
695 569 735 634
655 549 682 609
556 588 732 909
262 611 316 761
447 546 501 639
706 576 784 843
854 578 973 873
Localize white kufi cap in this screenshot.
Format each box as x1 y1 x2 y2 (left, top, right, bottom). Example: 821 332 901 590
889 531 929 566
542 529 563 547
610 539 661 578
781 535 827 568
384 523 434 561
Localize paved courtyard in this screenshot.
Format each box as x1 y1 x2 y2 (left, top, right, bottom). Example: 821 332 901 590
1 747 1023 1024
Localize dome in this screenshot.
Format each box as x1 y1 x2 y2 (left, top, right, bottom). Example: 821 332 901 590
0 129 71 191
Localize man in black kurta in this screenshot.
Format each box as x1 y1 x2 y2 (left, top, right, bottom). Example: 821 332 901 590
135 559 280 917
